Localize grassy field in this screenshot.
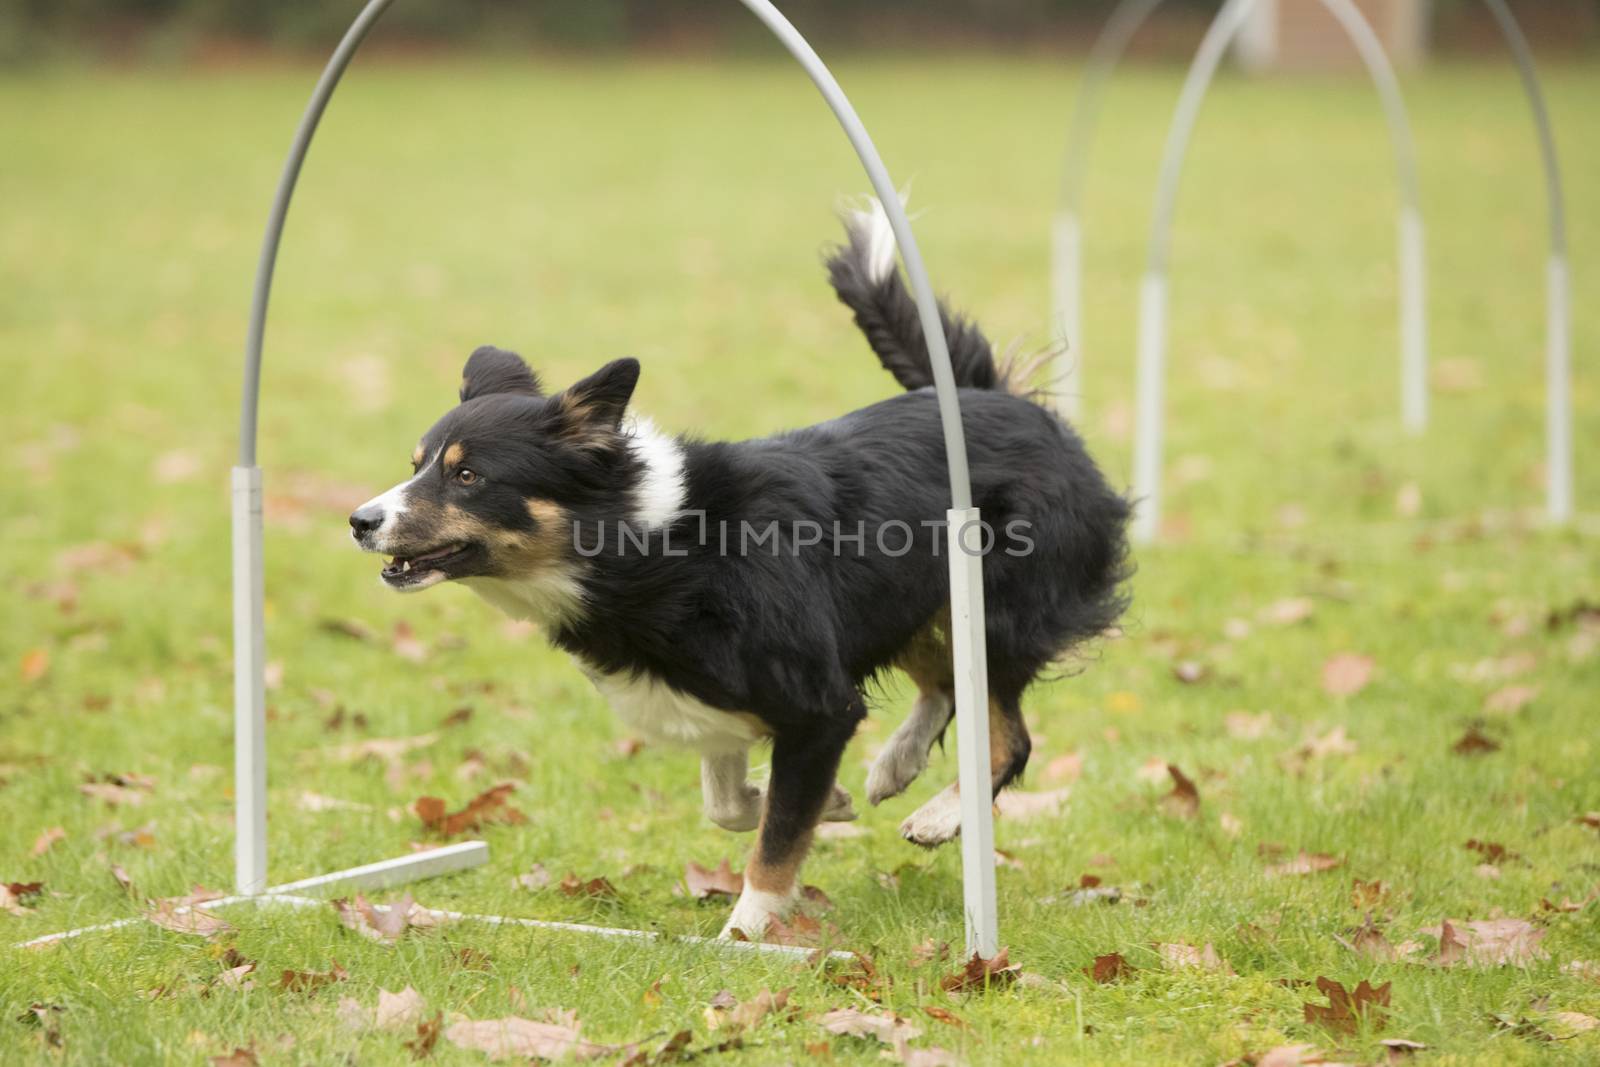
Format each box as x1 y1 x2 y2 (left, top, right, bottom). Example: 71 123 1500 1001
2 52 1598 1066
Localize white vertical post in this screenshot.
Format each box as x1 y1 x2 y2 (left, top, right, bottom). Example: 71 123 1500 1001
1399 206 1427 433
1131 272 1168 544
1547 254 1572 522
232 465 268 895
947 507 997 959
1050 212 1083 419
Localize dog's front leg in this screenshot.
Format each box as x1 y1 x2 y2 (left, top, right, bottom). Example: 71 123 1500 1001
701 749 762 831
721 700 862 940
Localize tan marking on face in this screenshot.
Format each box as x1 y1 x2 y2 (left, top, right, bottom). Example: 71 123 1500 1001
444 442 466 468
411 443 425 467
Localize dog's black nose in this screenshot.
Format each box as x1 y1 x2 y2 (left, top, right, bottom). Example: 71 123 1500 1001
349 505 384 538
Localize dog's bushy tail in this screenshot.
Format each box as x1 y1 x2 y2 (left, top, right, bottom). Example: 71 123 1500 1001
827 198 1029 396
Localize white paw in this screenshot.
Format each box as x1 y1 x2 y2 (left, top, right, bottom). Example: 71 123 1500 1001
899 784 962 847
719 886 797 941
822 783 858 823
867 737 929 805
704 783 762 832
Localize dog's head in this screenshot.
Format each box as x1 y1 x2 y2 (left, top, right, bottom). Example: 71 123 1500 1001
349 346 640 594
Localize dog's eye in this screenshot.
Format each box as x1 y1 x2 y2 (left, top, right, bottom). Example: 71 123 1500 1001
455 468 479 486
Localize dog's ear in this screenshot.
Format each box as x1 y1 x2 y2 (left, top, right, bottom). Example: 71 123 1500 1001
460 346 544 402
550 358 640 442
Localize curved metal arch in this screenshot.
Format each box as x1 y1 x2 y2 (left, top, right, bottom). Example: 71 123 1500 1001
232 0 999 956
1127 0 1428 542
1482 0 1572 523
1051 0 1427 433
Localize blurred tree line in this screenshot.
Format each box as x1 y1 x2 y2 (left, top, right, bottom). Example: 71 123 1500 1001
1 0 1584 60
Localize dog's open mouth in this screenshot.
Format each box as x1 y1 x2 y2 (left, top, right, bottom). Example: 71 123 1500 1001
381 543 471 589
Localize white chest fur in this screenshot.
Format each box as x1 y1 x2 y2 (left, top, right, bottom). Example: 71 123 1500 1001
582 666 766 754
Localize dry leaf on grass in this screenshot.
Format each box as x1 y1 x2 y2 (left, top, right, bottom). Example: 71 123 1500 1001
1335 915 1402 961
1484 685 1538 715
1160 764 1200 819
892 1038 964 1067
1083 952 1134 984
327 733 438 765
939 948 1021 993
1265 851 1344 877
994 788 1069 819
20 648 50 683
331 893 447 944
683 859 743 900
512 863 552 891
279 960 349 993
376 986 428 1029
1302 975 1390 1034
1351 879 1389 910
444 1014 616 1061
1225 712 1274 740
296 791 371 813
1425 917 1547 966
407 1012 444 1058
2 881 43 916
1155 941 1233 973
1262 598 1316 626
79 782 148 807
413 783 526 837
558 874 620 899
145 900 233 938
1321 653 1375 697
816 1007 922 1044
704 987 791 1033
1045 751 1083 783
208 1047 258 1067
1451 725 1500 755
30 827 66 856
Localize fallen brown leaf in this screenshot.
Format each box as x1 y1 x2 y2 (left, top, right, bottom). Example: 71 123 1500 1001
20 648 50 684
327 733 438 765
2 881 42 916
444 1014 616 1061
1155 941 1233 973
1262 597 1316 626
29 827 66 857
413 783 526 837
512 863 551 891
1425 917 1547 966
1484 684 1538 715
1321 653 1375 697
1265 851 1344 877
558 873 619 899
1451 725 1500 756
704 987 791 1033
683 859 743 900
1302 975 1390 1034
1336 915 1399 961
939 948 1021 993
1160 764 1200 819
815 1007 922 1044
1351 878 1390 910
331 893 446 944
145 900 233 938
209 1047 258 1067
1225 711 1274 740
1083 952 1134 984
406 1012 443 1058
279 959 349 993
994 788 1069 819
1044 751 1083 783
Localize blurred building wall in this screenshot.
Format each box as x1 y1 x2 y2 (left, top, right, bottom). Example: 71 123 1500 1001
1236 0 1430 71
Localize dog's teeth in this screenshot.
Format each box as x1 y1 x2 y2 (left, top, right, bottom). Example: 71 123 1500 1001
402 561 412 572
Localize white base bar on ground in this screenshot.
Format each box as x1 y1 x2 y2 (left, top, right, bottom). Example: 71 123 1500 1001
1399 207 1428 433
266 841 490 897
947 507 998 959
232 465 268 894
1131 272 1169 545
1547 254 1573 523
1050 212 1083 418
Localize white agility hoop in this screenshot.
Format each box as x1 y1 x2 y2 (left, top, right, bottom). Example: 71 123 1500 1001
201 0 998 959
1123 0 1427 542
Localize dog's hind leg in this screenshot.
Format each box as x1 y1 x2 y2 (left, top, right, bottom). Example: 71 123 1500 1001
703 749 856 832
868 617 955 804
900 694 1032 848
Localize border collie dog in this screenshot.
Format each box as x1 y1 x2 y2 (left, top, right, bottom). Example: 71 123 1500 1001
350 203 1130 940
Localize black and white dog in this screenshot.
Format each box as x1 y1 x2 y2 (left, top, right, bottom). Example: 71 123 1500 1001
350 203 1129 939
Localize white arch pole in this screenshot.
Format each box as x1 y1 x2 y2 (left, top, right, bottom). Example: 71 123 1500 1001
229 0 998 958
1051 0 1166 417
1129 0 1425 542
1482 0 1573 523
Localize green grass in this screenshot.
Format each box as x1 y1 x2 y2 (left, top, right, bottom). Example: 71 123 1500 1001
2 54 1598 1065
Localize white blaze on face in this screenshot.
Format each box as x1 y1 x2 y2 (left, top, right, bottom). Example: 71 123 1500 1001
354 446 441 550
